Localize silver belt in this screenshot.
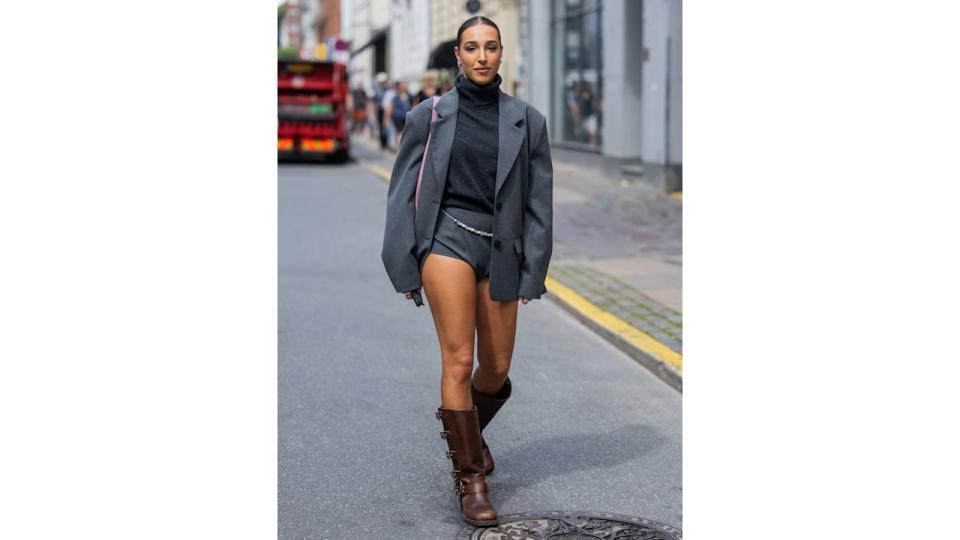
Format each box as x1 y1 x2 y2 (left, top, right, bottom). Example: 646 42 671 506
440 208 493 238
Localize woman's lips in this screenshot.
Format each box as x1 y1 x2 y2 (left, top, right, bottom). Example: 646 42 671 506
474 67 490 74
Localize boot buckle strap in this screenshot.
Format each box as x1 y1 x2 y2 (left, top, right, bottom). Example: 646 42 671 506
440 430 449 439
445 450 455 459
450 469 461 479
458 479 487 496
435 410 443 420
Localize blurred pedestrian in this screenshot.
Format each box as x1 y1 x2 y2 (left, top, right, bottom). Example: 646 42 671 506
580 80 598 145
380 16 553 528
440 78 453 94
381 80 398 149
414 74 437 106
374 72 390 149
350 83 369 135
387 81 412 150
566 79 581 140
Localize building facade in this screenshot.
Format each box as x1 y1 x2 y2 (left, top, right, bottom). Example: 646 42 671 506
281 0 342 58
390 0 432 86
344 0 521 95
524 0 682 187
341 0 680 186
342 0 392 94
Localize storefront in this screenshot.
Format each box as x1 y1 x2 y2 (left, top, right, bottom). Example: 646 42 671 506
550 0 604 149
526 0 681 189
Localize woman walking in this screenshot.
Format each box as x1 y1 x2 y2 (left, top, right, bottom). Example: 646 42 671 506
381 16 553 527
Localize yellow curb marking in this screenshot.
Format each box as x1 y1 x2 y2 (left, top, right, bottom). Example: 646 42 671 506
370 165 391 183
544 275 683 375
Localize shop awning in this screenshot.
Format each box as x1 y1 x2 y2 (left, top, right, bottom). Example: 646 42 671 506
350 27 388 58
427 39 458 70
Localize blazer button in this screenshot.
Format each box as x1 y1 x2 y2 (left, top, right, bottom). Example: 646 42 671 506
495 202 502 211
493 239 502 250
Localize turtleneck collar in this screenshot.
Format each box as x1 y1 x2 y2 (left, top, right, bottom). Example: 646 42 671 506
456 73 501 106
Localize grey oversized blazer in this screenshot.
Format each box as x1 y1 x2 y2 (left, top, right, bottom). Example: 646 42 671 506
380 87 553 302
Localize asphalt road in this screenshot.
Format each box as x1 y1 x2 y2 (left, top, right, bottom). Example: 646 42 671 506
278 162 682 539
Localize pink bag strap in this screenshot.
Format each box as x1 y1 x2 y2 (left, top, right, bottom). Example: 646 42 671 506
414 95 441 211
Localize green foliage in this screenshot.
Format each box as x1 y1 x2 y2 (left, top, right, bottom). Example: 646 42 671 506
278 46 299 58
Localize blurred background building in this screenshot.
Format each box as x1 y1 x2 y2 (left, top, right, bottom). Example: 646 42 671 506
342 0 392 96
282 0 681 187
279 0 345 61
525 0 682 188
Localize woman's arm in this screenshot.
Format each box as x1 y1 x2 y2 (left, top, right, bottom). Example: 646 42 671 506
518 115 553 301
380 106 429 294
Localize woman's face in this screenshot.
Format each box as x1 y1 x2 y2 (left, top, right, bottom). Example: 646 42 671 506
455 24 502 86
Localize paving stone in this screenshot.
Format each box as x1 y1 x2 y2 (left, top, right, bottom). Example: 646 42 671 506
550 264 682 353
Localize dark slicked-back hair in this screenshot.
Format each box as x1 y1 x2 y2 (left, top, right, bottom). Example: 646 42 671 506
456 16 502 47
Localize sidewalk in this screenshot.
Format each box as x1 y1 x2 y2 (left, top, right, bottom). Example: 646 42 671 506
354 133 682 391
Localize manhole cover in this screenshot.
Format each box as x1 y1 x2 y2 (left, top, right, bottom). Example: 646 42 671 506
454 511 682 539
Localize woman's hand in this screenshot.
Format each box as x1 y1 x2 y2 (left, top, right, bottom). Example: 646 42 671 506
519 296 530 305
404 287 421 300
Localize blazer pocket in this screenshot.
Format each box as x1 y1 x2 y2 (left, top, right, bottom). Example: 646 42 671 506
514 238 525 264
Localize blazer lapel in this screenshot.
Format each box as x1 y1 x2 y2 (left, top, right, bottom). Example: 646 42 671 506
430 90 459 198
495 93 525 199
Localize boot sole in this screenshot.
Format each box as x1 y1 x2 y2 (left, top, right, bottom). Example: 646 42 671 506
462 516 499 527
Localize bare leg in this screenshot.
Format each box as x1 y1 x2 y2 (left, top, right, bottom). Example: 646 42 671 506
421 253 478 409
473 278 519 395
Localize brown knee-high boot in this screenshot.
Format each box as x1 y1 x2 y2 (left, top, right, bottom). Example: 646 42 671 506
436 406 499 527
471 376 512 474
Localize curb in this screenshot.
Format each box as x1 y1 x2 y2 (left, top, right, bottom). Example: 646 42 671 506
545 276 683 392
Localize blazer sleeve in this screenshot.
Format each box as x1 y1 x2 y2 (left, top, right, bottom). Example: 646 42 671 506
380 106 429 294
518 115 553 300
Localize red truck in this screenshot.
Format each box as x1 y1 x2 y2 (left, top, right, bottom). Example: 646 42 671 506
278 59 349 162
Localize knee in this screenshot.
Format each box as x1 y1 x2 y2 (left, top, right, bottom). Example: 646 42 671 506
441 350 474 384
483 359 511 381
479 350 511 375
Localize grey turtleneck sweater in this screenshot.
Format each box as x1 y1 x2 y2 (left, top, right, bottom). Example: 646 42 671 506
441 73 501 215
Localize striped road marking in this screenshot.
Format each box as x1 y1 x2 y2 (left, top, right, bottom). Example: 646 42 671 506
370 165 391 182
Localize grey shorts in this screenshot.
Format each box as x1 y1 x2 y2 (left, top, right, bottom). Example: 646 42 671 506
419 207 494 281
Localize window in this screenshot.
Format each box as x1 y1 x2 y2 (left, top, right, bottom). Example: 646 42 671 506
551 0 603 147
